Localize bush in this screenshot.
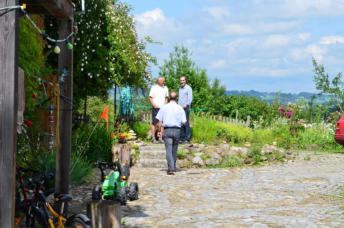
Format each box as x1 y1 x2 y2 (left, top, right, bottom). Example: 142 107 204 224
297 122 339 149
177 149 187 159
191 116 220 144
72 124 113 163
130 121 150 139
215 122 253 144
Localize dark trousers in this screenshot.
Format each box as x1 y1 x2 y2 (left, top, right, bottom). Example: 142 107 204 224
163 128 180 171
180 107 190 142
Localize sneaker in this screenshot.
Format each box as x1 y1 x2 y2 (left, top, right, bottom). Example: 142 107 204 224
152 138 158 144
158 138 164 144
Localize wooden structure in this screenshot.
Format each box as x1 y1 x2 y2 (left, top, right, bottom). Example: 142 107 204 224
112 143 131 166
87 201 121 228
0 0 75 226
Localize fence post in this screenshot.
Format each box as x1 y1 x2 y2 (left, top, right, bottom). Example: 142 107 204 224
246 115 250 127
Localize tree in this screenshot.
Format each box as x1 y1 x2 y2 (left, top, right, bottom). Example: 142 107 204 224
74 0 155 114
159 45 210 109
313 58 344 111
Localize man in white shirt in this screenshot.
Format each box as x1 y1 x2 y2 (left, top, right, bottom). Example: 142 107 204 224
149 76 169 143
156 92 186 175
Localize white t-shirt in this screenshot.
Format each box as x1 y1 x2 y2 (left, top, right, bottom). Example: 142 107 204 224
149 84 169 108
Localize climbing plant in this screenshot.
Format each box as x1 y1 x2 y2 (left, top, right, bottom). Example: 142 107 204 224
73 0 156 109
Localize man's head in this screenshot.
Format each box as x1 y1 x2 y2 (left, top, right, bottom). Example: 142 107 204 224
169 92 178 101
180 76 186 87
158 76 165 86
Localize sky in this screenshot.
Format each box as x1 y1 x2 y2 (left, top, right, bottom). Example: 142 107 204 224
125 0 344 93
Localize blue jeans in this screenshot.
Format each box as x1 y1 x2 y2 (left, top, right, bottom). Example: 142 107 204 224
180 107 190 142
163 128 180 171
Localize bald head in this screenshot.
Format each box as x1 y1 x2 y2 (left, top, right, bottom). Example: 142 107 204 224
157 76 165 86
169 92 177 101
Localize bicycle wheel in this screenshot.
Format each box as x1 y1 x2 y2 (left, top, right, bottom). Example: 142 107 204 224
67 216 91 228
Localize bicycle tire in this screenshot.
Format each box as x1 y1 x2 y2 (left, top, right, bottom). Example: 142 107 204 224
67 216 91 228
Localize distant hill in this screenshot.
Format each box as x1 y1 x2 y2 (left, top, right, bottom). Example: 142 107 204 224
225 90 332 104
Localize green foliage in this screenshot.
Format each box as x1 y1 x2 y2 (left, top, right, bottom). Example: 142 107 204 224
75 96 114 123
72 124 113 163
74 0 155 107
191 115 221 144
215 122 253 144
297 122 339 149
130 122 150 139
177 150 187 159
218 155 240 167
313 58 344 112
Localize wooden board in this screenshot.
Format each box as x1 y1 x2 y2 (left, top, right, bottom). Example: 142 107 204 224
87 201 121 228
0 0 18 226
112 143 131 166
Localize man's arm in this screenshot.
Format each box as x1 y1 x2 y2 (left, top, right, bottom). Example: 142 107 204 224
187 86 193 107
181 107 187 125
149 96 157 108
165 87 169 104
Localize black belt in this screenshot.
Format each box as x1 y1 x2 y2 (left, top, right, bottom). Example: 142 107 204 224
164 127 180 129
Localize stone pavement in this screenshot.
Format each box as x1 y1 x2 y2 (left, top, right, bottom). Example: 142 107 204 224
121 151 344 227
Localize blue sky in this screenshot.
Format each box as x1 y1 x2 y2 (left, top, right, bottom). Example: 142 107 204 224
125 0 344 93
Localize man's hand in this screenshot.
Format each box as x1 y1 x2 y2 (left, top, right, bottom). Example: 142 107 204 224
183 105 188 109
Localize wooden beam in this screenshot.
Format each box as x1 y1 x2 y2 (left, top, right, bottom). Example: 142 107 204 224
0 0 19 226
55 18 73 208
33 0 73 19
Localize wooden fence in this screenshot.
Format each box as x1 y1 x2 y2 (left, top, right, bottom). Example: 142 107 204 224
139 110 250 127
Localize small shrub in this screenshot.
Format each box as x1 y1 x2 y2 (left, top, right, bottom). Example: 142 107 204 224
72 124 113 163
130 121 150 139
177 149 187 159
221 155 240 167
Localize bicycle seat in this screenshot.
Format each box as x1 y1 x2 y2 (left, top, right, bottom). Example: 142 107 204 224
55 194 72 203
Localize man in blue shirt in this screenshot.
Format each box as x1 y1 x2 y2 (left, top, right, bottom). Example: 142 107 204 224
178 76 193 143
156 92 186 175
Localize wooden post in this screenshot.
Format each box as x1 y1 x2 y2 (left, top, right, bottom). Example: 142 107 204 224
246 115 250 127
0 0 18 226
55 19 73 201
235 110 238 124
112 143 131 166
87 201 121 228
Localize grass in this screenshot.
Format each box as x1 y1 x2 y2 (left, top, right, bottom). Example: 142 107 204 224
177 149 187 159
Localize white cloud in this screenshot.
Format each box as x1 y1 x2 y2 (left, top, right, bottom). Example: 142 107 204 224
263 35 291 48
280 0 344 18
134 8 188 42
290 44 327 62
204 7 230 20
135 8 165 25
223 24 254 36
319 36 344 45
298 33 311 41
248 67 293 77
252 0 344 19
211 59 227 69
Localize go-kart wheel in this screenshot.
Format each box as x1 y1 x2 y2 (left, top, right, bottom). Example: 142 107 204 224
119 186 127 205
128 182 139 201
92 185 102 200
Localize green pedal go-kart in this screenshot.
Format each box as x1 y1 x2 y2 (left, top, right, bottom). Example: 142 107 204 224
91 160 139 205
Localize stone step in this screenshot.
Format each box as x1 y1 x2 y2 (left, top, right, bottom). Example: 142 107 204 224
140 146 165 152
136 159 167 168
139 150 166 159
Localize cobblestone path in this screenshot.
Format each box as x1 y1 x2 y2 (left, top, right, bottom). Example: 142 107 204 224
120 152 344 227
